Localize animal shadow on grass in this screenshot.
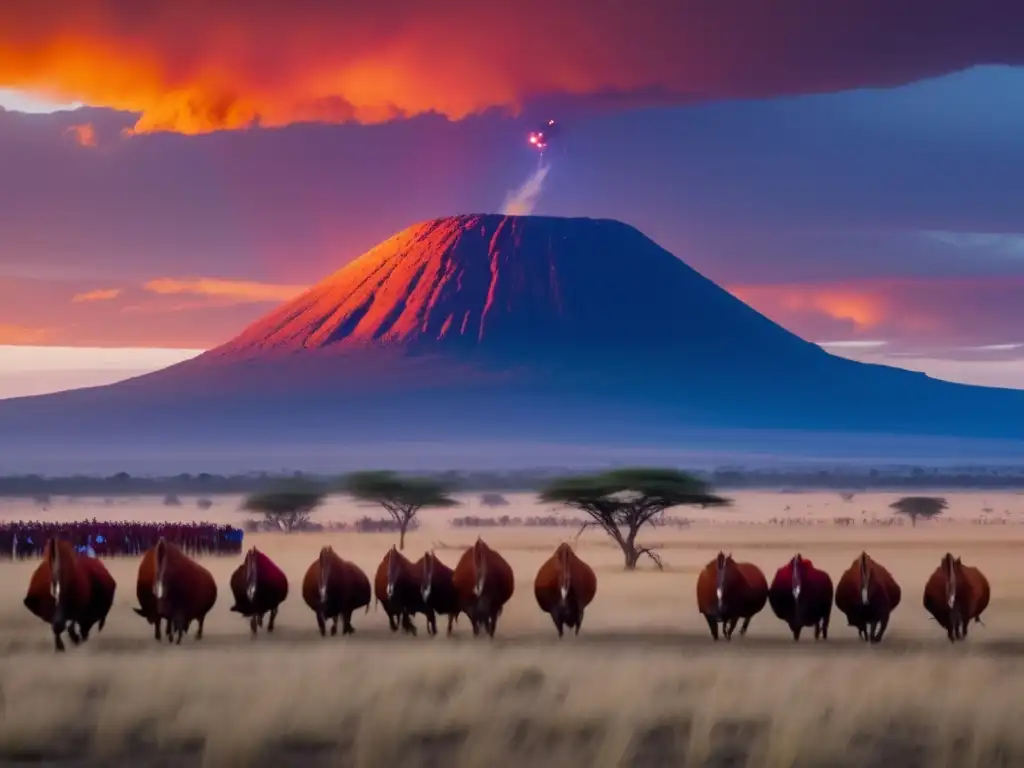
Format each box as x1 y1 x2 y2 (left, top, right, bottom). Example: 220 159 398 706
395 728 470 768
704 718 770 768
624 719 692 767
505 718 605 767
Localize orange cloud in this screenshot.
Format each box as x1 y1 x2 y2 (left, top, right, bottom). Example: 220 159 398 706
0 323 51 345
64 122 97 147
71 287 120 303
1 3 1021 134
730 284 887 331
728 277 1024 346
143 277 308 304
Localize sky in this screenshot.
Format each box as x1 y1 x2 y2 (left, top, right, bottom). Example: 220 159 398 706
1 1 1023 398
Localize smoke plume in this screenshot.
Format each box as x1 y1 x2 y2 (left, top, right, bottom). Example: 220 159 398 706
501 163 550 216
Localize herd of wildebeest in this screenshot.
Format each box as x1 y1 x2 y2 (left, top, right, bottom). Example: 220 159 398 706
17 529 990 652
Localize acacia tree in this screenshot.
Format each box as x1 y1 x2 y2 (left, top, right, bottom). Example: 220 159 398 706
890 496 948 527
242 480 327 533
540 468 730 570
343 471 459 550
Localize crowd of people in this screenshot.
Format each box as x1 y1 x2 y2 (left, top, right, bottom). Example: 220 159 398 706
0 520 244 560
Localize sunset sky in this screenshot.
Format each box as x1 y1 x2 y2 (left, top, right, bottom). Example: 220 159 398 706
1 2 1023 398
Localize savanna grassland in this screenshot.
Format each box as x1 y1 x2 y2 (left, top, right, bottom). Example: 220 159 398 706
2 491 1024 767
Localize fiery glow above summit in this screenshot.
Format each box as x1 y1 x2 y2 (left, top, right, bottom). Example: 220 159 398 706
2 1 1023 133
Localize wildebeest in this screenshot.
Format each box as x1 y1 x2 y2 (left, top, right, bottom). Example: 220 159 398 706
23 538 94 652
152 538 219 644
835 551 902 643
533 543 597 637
923 553 990 642
133 545 171 641
417 550 460 636
302 546 371 636
75 553 117 641
452 537 515 638
768 554 833 641
695 551 769 641
374 545 424 635
229 546 289 637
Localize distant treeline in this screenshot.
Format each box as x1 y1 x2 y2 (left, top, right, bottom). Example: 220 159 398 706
0 466 1022 499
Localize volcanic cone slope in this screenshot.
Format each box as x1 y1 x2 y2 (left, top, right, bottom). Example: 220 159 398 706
1 214 1023 458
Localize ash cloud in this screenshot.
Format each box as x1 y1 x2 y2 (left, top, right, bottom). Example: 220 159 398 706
2 1 1023 134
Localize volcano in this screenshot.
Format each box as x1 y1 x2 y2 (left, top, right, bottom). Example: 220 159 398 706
2 214 1023 472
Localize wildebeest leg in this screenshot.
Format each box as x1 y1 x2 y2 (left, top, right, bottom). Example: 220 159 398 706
330 616 340 636
960 620 969 639
67 623 82 646
316 611 327 637
250 615 259 637
704 614 719 641
725 617 739 641
470 616 480 636
257 612 265 628
268 607 278 633
575 607 584 636
446 613 456 636
947 621 957 643
551 613 564 638
195 615 206 641
820 610 830 640
791 624 802 642
386 609 399 633
153 618 162 642
400 612 417 636
424 608 437 636
872 615 889 644
52 624 66 653
342 611 355 635
486 612 497 639
738 616 752 637
78 620 93 642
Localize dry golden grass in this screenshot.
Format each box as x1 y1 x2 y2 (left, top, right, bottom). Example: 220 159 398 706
2 491 1024 766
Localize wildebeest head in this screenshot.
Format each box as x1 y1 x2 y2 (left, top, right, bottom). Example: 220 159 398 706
556 543 573 606
941 552 963 627
715 551 734 615
47 538 62 603
472 538 488 598
859 551 872 606
420 550 435 603
386 546 399 600
245 547 259 604
153 539 168 601
45 538 70 626
790 554 805 602
318 546 332 606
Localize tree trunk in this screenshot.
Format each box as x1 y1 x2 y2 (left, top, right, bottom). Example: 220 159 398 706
623 545 641 570
622 530 640 570
399 519 408 551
